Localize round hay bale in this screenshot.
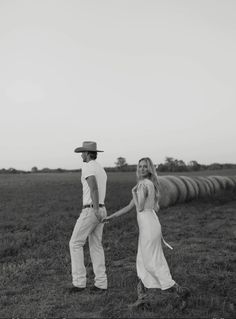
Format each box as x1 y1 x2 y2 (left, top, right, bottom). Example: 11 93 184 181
194 176 211 197
178 176 196 201
207 176 221 193
201 177 215 195
228 176 236 188
165 175 188 203
192 176 208 198
157 176 179 208
186 177 200 198
223 176 235 189
213 176 227 189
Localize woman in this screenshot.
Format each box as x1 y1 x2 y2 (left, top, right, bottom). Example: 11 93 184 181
104 157 190 310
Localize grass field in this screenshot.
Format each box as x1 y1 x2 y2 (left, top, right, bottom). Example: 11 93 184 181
0 170 236 318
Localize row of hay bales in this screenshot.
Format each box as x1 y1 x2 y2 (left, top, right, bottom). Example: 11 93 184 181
158 175 236 208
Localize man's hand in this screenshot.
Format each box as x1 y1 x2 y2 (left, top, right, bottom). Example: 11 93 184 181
101 218 109 224
102 215 112 223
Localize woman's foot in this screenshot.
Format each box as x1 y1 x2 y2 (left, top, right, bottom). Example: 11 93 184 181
128 298 151 311
168 283 191 310
174 283 190 296
128 279 151 311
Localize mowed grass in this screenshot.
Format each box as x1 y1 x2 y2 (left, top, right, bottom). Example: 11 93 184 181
0 171 235 318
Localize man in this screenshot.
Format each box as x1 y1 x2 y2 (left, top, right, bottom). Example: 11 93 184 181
69 141 107 293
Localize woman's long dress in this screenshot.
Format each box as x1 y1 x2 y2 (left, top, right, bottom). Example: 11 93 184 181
136 179 175 290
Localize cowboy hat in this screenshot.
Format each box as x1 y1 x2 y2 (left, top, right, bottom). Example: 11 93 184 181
74 141 104 153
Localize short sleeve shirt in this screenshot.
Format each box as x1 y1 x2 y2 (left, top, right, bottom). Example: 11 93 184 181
81 160 107 205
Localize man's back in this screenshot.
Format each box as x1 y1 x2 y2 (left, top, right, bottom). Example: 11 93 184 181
81 160 107 205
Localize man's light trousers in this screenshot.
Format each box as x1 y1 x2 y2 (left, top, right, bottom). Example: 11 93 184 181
69 207 107 289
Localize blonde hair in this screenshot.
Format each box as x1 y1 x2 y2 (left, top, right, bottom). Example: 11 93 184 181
136 157 161 202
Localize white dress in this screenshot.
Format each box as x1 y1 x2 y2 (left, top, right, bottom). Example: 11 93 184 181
136 179 175 290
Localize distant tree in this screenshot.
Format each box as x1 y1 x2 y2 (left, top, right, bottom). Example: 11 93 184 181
8 168 17 174
164 157 187 172
175 159 187 172
115 157 128 170
156 157 188 172
55 168 65 173
164 157 175 172
188 160 201 171
31 166 38 173
208 163 222 170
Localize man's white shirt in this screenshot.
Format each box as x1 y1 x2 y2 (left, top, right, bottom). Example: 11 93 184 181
81 160 107 205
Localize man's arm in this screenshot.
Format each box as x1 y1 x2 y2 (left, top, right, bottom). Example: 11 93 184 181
86 175 101 221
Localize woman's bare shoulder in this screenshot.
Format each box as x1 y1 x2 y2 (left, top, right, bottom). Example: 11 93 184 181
144 178 154 186
138 179 154 191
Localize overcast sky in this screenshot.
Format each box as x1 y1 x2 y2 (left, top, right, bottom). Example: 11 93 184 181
0 0 235 170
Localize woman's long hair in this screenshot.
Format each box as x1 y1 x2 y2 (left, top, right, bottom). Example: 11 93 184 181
136 157 161 203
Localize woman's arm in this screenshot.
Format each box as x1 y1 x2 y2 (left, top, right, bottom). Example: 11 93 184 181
104 199 135 221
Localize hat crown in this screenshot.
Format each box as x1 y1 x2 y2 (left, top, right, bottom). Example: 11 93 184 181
74 141 103 153
82 141 97 151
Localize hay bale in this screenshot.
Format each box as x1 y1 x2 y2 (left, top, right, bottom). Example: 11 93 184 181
192 176 208 198
194 176 212 197
213 176 227 189
223 176 235 189
207 176 221 193
203 177 215 195
165 175 188 203
157 176 179 208
178 176 197 200
228 176 236 188
186 177 200 198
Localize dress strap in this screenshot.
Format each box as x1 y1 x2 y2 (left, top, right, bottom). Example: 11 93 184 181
162 235 173 250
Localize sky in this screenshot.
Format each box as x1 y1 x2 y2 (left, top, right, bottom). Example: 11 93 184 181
0 0 236 170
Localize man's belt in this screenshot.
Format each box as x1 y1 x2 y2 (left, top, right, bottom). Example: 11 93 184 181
83 204 105 209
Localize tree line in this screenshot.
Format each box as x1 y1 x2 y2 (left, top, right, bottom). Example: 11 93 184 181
1 156 236 174
108 156 236 172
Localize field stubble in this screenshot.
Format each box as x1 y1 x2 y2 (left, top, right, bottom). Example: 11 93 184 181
0 171 235 318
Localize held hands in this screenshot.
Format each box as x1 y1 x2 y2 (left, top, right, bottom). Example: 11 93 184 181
101 215 113 224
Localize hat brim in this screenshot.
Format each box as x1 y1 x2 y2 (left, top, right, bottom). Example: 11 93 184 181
74 147 104 153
